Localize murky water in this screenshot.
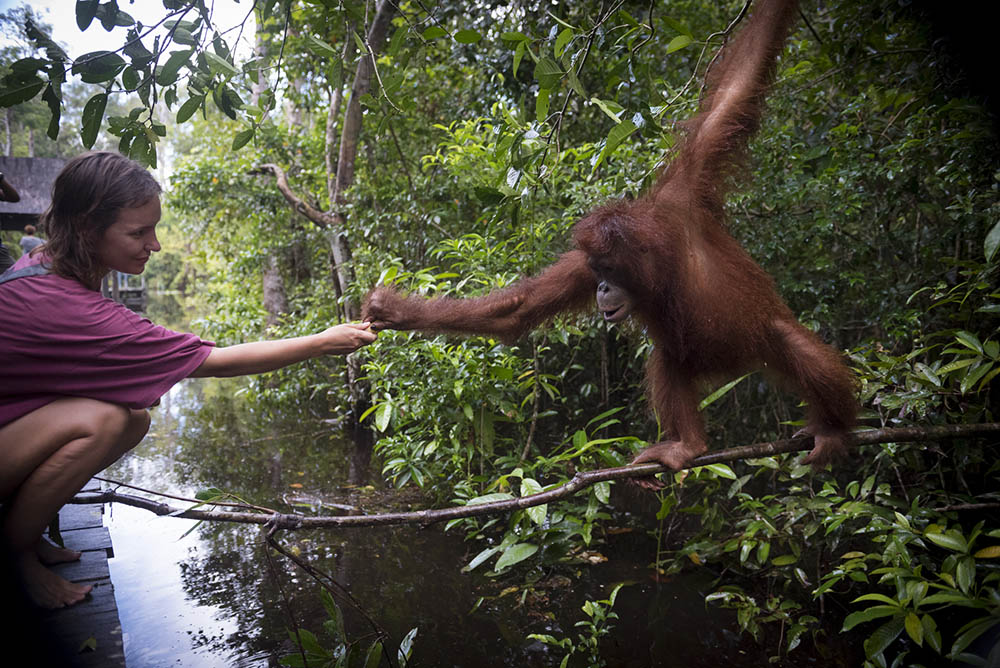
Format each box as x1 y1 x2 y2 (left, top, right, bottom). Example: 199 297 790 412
100 294 856 667
104 375 748 667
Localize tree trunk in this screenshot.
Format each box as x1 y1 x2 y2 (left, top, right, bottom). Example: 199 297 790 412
262 253 288 331
329 0 395 483
3 109 11 156
256 0 395 484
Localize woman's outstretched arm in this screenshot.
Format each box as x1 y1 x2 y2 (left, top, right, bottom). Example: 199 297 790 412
189 321 376 378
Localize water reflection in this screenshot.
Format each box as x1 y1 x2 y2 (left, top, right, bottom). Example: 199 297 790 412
105 372 784 667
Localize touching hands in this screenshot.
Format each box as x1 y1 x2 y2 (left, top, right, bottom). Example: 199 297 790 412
319 321 378 354
362 287 409 331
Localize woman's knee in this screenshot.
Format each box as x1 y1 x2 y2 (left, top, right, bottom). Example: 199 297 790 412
0 399 149 499
122 409 151 448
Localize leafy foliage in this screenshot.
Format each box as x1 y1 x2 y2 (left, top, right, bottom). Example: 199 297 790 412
5 0 999 664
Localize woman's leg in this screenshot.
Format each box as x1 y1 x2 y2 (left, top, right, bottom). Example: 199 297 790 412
0 398 150 609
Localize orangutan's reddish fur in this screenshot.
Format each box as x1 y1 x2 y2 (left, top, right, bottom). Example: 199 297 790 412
364 0 857 470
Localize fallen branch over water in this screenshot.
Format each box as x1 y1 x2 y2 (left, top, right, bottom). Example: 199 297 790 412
72 423 1000 530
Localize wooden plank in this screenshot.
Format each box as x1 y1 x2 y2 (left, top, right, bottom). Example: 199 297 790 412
49 547 110 583
44 581 125 667
3 480 124 668
57 504 104 531
40 490 125 668
61 525 113 555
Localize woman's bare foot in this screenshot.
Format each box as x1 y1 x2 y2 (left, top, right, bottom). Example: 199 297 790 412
17 552 91 609
35 537 82 566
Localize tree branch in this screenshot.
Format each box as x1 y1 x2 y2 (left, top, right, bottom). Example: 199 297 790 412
72 423 1000 530
252 163 337 228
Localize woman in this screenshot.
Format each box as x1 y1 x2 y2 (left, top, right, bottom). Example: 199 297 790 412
0 151 376 609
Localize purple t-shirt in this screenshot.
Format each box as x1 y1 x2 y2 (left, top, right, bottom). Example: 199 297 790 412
0 253 215 428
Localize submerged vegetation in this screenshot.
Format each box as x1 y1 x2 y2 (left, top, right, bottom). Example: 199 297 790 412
3 0 998 665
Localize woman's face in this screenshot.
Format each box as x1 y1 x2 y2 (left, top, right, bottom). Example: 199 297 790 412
96 196 162 275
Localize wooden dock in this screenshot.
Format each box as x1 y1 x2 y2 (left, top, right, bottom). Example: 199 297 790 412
2 479 126 668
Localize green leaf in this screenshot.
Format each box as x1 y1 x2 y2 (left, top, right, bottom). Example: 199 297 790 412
231 127 254 150
522 478 546 525
702 463 737 480
956 556 975 593
173 27 198 46
594 481 611 504
919 592 977 606
305 34 337 59
985 218 1000 261
534 57 563 89
842 606 899 632
513 41 526 78
364 642 383 668
951 617 1000 656
772 555 797 566
925 532 968 553
666 34 692 54
590 97 623 122
76 0 99 31
700 374 750 409
374 401 392 432
663 16 693 37
464 546 499 572
454 29 481 44
204 51 239 77
922 614 942 653
863 615 904 659
42 84 60 140
81 92 108 149
973 545 1000 558
501 31 530 43
904 612 923 646
852 593 900 606
398 628 417 665
961 362 994 394
467 492 514 505
554 28 573 57
0 73 44 107
72 51 126 83
156 48 193 86
593 119 637 168
176 95 204 123
954 331 984 355
535 88 550 122
494 542 538 571
121 66 141 91
318 589 344 641
422 26 447 41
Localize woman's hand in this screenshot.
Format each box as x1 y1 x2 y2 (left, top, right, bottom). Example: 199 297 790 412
192 321 378 378
317 321 378 355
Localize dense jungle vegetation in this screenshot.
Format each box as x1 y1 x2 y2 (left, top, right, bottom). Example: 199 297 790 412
2 0 998 665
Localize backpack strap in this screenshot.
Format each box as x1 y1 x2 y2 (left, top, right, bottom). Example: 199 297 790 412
0 263 51 285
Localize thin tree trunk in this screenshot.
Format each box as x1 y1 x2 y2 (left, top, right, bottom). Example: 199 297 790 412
256 0 395 484
3 109 11 156
332 0 395 483
262 253 288 331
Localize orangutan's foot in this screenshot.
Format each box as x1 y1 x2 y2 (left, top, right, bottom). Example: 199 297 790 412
796 428 848 470
628 441 707 490
16 551 91 609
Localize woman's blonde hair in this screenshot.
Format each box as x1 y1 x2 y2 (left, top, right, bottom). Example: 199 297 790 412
39 151 161 289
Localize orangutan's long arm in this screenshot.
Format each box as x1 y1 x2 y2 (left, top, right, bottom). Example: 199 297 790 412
363 250 597 342
656 0 800 209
